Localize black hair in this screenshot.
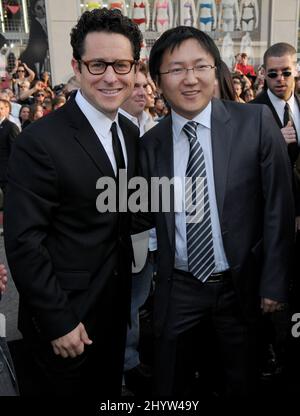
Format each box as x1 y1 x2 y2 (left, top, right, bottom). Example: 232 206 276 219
149 26 221 83
70 8 143 62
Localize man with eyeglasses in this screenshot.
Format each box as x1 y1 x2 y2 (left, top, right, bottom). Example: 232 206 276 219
138 26 294 397
3 8 142 396
251 43 300 380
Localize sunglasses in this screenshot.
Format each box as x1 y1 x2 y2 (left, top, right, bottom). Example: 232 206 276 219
36 93 45 97
267 70 293 79
17 69 25 72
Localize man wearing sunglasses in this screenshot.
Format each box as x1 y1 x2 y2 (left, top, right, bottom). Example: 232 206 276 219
251 42 300 380
252 43 299 166
4 8 142 396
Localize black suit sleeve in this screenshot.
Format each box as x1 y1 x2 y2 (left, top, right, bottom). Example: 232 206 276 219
4 130 79 341
9 123 20 142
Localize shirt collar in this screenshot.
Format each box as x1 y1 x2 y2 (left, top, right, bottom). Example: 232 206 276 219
119 108 138 127
172 101 212 141
119 109 149 136
75 89 119 137
267 88 295 111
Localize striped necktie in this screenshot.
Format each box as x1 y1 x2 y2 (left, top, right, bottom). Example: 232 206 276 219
183 121 215 282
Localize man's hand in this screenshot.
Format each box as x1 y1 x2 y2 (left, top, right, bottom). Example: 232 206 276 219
0 264 8 295
281 121 297 145
261 298 285 313
51 323 93 358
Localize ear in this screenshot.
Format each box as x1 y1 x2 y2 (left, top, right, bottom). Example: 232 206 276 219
71 58 81 80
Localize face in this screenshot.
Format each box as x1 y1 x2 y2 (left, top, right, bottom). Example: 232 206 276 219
20 107 30 120
244 89 254 102
17 66 25 78
145 84 155 109
121 71 147 118
35 91 45 103
264 54 297 101
157 38 217 120
0 102 9 119
72 32 136 120
34 0 45 18
233 80 242 97
241 56 248 65
33 105 44 120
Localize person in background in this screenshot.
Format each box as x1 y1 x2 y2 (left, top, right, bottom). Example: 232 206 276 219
18 105 32 129
0 98 20 192
235 52 255 76
251 42 300 379
242 87 255 103
0 264 7 295
119 63 156 395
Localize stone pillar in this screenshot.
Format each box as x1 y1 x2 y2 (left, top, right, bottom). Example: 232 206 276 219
45 0 81 85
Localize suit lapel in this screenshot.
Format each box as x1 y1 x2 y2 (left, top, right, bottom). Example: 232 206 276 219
263 91 283 127
211 98 233 220
64 97 115 178
154 116 175 250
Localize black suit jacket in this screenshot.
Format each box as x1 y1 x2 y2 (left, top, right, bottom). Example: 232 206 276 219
139 98 294 336
251 90 300 213
4 96 139 342
0 118 20 191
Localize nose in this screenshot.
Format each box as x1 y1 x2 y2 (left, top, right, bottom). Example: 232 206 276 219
183 68 198 84
102 65 118 83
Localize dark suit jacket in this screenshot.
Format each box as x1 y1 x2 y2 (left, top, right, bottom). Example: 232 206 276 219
139 98 294 336
4 96 139 342
251 90 300 213
0 118 20 191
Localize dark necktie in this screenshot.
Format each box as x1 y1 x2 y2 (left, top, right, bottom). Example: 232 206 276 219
183 121 215 282
110 121 125 176
284 102 299 163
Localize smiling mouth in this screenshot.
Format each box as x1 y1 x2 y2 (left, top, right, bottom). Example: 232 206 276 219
99 89 122 95
182 91 200 96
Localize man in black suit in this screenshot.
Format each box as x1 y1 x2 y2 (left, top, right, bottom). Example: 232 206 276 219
251 43 300 377
251 43 300 217
0 99 20 192
4 9 142 396
138 27 294 397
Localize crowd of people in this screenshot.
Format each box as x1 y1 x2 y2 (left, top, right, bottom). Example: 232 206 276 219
0 7 299 401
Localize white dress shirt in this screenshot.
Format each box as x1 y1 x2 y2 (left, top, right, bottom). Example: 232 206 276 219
267 89 300 143
75 90 128 175
172 103 229 272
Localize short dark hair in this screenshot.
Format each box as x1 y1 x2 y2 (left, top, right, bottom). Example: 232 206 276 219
70 8 142 62
149 26 221 83
263 42 297 68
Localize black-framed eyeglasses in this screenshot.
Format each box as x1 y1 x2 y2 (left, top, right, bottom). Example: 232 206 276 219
79 59 137 75
159 64 216 76
267 70 293 79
